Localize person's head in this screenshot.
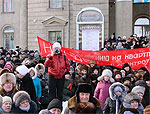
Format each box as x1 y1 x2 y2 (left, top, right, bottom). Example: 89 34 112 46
97 69 115 83
69 66 75 74
109 82 127 100
2 96 12 113
52 42 61 54
15 65 29 79
135 80 147 92
122 77 131 85
89 60 96 68
0 73 16 92
80 65 88 75
28 67 37 79
123 84 131 93
65 73 70 79
124 92 140 109
35 63 45 75
143 73 150 88
122 63 131 72
13 91 31 108
132 86 144 100
76 83 92 103
118 42 122 47
114 71 122 82
47 99 62 114
120 70 126 78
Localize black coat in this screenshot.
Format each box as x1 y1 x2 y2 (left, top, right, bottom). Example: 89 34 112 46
103 97 116 114
11 100 38 114
17 73 36 102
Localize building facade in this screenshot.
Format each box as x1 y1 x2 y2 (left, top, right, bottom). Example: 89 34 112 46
0 0 150 50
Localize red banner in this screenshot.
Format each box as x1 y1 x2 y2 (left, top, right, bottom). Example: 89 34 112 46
37 36 150 70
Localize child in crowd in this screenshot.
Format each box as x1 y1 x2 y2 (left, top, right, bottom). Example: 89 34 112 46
94 69 115 110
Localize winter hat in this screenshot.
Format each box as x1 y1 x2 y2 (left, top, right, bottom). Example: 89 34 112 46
35 63 45 75
16 65 28 76
80 65 89 72
4 62 14 71
135 80 147 88
76 83 92 94
0 73 16 86
122 63 131 69
143 73 150 81
124 92 141 104
0 95 2 107
89 60 96 64
70 66 74 71
97 69 115 83
122 76 131 83
13 91 31 107
53 42 61 50
132 86 144 95
47 99 62 111
144 105 150 114
0 68 10 75
2 96 12 104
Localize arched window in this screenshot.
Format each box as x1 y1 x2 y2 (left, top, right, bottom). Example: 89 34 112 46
134 18 150 38
3 26 14 49
76 7 104 50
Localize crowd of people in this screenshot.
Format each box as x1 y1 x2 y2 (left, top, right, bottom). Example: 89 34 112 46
0 34 149 114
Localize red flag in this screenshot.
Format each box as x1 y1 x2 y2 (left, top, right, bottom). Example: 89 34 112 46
37 36 150 70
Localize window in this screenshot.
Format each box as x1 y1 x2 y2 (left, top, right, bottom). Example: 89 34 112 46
3 0 13 12
49 31 62 44
134 18 150 37
50 0 62 8
3 26 14 49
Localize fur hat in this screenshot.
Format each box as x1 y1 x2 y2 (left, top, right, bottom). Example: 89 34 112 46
2 96 12 104
131 86 144 95
80 65 89 72
47 99 62 111
144 105 150 114
0 73 16 86
35 63 45 75
122 76 131 83
124 92 140 104
0 68 10 75
109 82 127 100
75 102 96 113
76 83 92 95
13 91 31 107
143 73 150 81
135 80 147 88
16 65 28 76
89 60 96 64
0 95 2 107
53 42 61 50
97 69 115 83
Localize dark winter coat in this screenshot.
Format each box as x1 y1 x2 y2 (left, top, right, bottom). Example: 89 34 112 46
16 73 36 102
64 96 103 114
44 53 70 79
62 79 75 101
11 100 38 114
103 82 127 114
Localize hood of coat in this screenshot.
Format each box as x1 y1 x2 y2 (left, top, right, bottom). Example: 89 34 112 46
109 82 127 101
35 63 45 75
28 67 37 80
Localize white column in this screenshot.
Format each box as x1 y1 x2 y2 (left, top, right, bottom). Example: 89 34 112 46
20 0 28 49
115 0 133 38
